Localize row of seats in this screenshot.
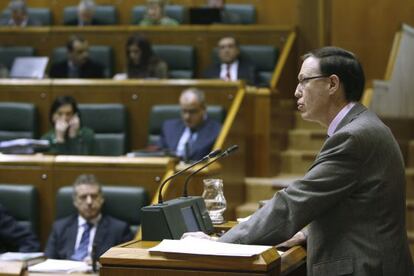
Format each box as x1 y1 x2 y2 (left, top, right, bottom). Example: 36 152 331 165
1 4 256 25
0 44 279 86
0 102 226 156
0 184 149 235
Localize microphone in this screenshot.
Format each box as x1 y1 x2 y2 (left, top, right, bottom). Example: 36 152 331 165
182 145 239 197
157 149 222 204
92 243 97 272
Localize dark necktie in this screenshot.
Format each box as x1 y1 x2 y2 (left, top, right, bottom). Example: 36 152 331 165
71 222 93 261
184 132 195 162
225 64 231 81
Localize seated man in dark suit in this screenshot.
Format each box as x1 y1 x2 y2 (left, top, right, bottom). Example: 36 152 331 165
203 36 258 86
158 88 221 162
66 0 100 26
0 0 42 27
49 35 104 78
45 174 133 262
0 203 40 253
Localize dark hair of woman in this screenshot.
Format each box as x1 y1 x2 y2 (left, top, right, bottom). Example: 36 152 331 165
126 34 162 78
49 95 81 125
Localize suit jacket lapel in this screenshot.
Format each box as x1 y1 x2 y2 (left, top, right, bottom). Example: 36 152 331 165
93 215 109 256
64 216 78 259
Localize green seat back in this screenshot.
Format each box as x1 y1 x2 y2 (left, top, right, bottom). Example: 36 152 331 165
131 5 187 24
63 5 118 25
52 46 113 78
153 45 195 79
0 184 39 234
1 8 52 25
0 102 37 141
56 186 149 234
148 104 225 146
0 46 35 69
78 103 128 156
224 4 256 24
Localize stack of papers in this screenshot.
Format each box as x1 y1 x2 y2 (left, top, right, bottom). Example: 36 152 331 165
28 259 91 273
149 237 273 257
0 252 45 267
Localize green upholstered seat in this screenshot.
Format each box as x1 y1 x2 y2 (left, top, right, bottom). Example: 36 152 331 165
78 103 128 156
0 46 35 70
224 4 256 24
0 184 39 234
152 45 195 79
0 102 37 141
55 186 149 234
148 104 225 146
131 5 187 24
51 46 113 78
63 5 118 25
1 7 52 25
240 45 279 87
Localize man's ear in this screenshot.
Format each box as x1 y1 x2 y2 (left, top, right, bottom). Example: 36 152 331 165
328 74 340 95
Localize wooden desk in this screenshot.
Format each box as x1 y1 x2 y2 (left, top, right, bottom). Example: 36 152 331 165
99 239 306 276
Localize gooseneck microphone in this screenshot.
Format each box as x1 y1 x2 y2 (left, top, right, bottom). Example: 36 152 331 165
182 145 239 197
157 149 222 204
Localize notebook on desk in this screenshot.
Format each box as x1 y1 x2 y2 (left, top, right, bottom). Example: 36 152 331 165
9 57 49 79
189 7 222 24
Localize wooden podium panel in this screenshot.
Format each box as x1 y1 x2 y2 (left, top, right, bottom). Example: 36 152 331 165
100 240 282 276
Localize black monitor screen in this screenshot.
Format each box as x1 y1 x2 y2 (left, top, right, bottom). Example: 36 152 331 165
181 206 200 232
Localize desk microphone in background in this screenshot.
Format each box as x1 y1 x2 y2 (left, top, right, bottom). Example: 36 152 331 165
182 145 239 197
157 149 222 204
92 243 98 272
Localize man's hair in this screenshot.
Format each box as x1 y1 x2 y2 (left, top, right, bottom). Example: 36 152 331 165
72 174 102 198
78 0 96 11
66 35 87 52
8 0 27 13
218 36 239 48
180 87 206 106
303 46 365 102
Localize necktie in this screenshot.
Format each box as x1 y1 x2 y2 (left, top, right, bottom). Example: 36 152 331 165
184 132 195 162
71 222 93 261
225 64 231 81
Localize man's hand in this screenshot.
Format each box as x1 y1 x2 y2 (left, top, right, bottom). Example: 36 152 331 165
181 231 214 241
276 231 306 249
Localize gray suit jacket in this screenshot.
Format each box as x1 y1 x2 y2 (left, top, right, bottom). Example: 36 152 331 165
220 103 413 276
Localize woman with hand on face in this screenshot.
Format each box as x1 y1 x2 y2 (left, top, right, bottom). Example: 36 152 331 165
113 34 168 80
42 95 94 155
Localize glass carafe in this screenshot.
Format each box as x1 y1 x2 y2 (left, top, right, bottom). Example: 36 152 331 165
202 178 227 224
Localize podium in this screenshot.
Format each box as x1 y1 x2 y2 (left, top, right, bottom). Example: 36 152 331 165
99 240 306 276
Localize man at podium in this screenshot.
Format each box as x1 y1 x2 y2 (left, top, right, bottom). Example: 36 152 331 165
190 47 413 275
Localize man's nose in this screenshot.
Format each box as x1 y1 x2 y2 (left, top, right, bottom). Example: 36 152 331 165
294 85 302 98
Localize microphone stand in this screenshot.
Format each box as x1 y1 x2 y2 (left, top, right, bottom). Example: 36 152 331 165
157 149 221 204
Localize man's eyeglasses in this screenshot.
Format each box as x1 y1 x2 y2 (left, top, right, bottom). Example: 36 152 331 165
298 75 329 87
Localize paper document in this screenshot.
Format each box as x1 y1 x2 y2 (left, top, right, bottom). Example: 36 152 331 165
0 252 44 261
28 259 91 273
149 237 273 257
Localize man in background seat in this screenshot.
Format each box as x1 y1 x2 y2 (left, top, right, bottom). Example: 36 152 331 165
0 203 40 253
66 0 98 26
203 36 257 86
0 0 42 27
45 174 133 262
157 88 221 162
49 36 104 79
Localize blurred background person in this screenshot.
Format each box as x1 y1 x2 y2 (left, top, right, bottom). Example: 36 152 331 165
0 203 40 253
67 0 98 26
42 95 94 155
139 0 178 26
206 0 240 24
203 36 258 86
0 0 42 27
156 88 221 162
114 34 168 80
45 174 133 261
49 36 104 79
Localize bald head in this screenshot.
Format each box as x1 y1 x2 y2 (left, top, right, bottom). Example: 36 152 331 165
179 88 206 129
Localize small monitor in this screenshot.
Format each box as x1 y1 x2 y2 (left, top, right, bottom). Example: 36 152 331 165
10 57 49 79
189 7 222 25
141 196 214 241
